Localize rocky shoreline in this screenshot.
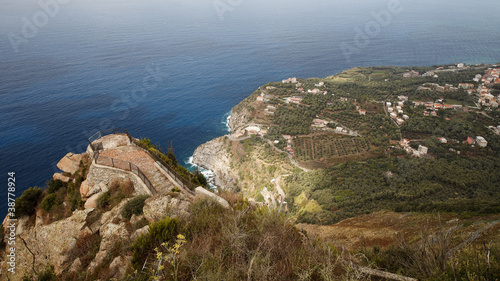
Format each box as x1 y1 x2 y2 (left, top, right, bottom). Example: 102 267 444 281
192 136 237 192
190 93 257 191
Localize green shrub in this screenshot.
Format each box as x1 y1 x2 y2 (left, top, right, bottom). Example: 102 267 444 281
15 187 43 217
41 193 60 212
96 192 111 210
47 179 65 194
131 216 178 268
37 265 57 281
192 170 207 187
67 184 83 211
122 195 149 219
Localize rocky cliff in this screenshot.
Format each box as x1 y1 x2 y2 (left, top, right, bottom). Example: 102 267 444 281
192 136 238 191
227 105 251 132
0 134 231 280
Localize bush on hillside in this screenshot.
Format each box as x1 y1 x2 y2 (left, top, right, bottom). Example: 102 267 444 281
47 179 65 194
40 193 60 212
131 216 179 268
15 187 43 218
122 195 149 219
37 265 57 281
96 192 111 210
109 177 134 197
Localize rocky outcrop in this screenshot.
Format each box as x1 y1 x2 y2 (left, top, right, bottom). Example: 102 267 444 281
0 133 207 279
57 153 82 175
53 172 72 183
192 137 237 191
80 180 91 198
228 106 251 132
4 209 101 280
109 255 131 279
87 199 131 273
195 187 231 209
84 192 101 209
143 195 191 222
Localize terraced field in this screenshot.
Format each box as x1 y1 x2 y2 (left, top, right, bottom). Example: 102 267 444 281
294 134 368 162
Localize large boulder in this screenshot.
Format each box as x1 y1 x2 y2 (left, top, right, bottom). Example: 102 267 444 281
57 152 82 175
80 180 91 198
53 172 72 183
87 182 108 198
84 192 102 209
131 225 149 240
130 214 144 225
6 208 101 279
89 221 130 273
109 255 131 279
68 258 82 273
100 199 130 226
195 187 230 209
143 195 191 222
143 196 170 222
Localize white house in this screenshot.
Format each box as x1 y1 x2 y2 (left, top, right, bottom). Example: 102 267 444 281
245 126 261 134
476 136 488 147
418 145 428 155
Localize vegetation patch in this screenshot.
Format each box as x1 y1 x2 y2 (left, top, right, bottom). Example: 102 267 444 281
294 134 368 162
136 139 207 188
288 156 500 225
15 187 43 218
122 195 149 219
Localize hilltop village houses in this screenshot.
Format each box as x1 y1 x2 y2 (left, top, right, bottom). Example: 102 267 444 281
386 96 410 126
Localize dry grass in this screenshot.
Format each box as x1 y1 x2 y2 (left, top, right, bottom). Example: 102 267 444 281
109 177 135 196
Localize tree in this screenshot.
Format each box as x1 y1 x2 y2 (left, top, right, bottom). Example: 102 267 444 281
15 187 43 217
167 142 178 166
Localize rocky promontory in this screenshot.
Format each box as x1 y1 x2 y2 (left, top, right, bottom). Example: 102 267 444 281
0 133 230 280
192 136 237 191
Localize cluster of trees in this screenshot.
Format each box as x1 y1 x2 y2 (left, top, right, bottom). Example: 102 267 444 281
412 88 474 104
272 105 314 135
318 66 482 101
264 126 287 149
15 178 84 221
324 111 399 147
401 117 477 140
301 93 354 112
288 156 500 225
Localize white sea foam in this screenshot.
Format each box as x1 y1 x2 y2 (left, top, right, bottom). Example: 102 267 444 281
223 111 231 133
186 156 218 190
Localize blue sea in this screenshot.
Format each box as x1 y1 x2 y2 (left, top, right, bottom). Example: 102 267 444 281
1 0 499 217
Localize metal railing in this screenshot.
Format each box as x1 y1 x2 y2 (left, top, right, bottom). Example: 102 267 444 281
94 151 157 195
87 129 156 195
134 141 196 190
87 128 196 193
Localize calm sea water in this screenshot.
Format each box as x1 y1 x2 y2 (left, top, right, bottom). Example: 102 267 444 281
1 0 499 216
